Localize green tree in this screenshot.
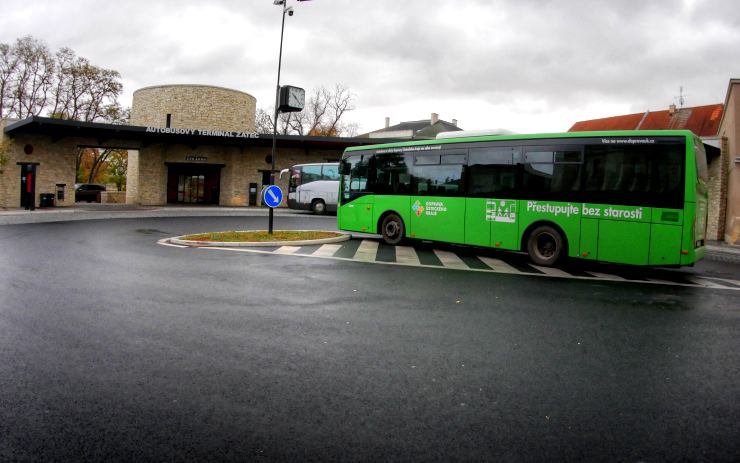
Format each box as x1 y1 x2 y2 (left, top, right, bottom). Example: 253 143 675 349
106 150 128 191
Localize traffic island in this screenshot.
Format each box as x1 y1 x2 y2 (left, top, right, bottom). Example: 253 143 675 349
170 230 350 247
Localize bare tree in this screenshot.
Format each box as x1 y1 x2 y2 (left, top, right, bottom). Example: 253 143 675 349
256 84 357 137
0 43 19 118
0 36 125 123
9 36 55 118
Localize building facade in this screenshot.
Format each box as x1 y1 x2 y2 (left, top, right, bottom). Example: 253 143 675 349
717 79 740 244
1 85 388 209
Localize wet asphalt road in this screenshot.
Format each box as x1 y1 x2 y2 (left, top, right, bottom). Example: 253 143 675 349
1 216 739 462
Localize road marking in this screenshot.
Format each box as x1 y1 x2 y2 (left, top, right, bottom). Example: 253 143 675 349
157 238 187 248
686 276 729 289
477 256 520 274
313 244 342 257
647 278 680 285
395 245 421 265
274 246 301 254
531 265 573 278
159 237 740 291
433 249 469 270
585 271 626 281
354 240 379 261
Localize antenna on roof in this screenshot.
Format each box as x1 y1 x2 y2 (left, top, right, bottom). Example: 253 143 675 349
674 86 687 108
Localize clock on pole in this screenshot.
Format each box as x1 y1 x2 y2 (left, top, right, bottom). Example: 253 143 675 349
278 85 305 113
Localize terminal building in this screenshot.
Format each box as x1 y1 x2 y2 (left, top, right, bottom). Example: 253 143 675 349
0 84 386 209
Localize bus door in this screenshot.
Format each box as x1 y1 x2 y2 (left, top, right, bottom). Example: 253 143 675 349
339 154 374 233
408 152 466 243
465 147 521 249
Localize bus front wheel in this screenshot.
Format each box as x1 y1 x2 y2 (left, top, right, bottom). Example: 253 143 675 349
526 225 565 267
381 213 405 245
312 199 326 215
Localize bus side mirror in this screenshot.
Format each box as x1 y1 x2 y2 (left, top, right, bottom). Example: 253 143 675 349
340 162 351 175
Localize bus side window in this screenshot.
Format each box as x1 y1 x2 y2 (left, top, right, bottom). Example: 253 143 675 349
322 164 340 181
466 146 519 197
342 154 373 201
374 153 411 195
302 165 322 183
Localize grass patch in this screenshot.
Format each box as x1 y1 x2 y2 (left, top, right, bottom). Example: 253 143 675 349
180 230 342 242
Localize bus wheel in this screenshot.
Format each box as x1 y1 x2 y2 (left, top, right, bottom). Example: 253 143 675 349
381 213 405 245
527 225 564 267
311 199 326 215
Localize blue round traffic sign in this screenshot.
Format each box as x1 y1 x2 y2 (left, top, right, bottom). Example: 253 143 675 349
262 185 283 208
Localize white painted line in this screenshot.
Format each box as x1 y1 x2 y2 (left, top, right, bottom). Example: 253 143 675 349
714 277 740 288
157 239 187 248
477 256 521 274
531 265 573 278
313 244 342 257
433 249 469 270
274 246 301 254
395 246 421 265
646 278 680 286
585 271 626 281
686 276 728 289
354 240 379 261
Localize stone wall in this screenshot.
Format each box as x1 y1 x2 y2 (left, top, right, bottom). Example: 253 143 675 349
131 143 343 207
0 123 77 208
125 150 140 204
130 85 256 132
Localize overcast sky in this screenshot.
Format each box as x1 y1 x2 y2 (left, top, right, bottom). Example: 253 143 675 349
1 0 739 134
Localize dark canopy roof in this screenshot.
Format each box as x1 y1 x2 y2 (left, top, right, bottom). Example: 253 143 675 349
4 116 397 150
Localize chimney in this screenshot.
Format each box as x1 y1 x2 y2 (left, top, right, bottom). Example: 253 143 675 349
431 112 439 124
452 119 458 127
385 117 390 128
668 104 677 115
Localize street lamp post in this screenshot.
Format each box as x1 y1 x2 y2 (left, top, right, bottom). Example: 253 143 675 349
268 0 308 234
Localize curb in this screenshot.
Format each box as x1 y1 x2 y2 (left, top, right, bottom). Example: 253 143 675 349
170 230 351 247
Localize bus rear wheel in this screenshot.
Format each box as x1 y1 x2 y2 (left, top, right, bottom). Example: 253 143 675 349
381 213 405 245
526 225 565 267
311 199 326 215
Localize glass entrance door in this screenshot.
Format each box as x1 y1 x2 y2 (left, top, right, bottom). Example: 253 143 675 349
177 175 205 203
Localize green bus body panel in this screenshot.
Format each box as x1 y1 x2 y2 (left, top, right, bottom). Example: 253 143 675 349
338 130 707 266
464 199 490 246
599 221 651 265
580 218 599 260
338 200 374 232
650 224 683 265
408 197 466 243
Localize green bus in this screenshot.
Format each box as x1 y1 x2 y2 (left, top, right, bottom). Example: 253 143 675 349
337 130 708 267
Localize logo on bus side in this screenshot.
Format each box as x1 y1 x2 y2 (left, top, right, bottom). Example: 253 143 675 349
486 199 516 223
412 200 448 217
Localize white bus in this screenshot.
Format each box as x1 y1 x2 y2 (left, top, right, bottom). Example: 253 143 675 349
279 162 340 214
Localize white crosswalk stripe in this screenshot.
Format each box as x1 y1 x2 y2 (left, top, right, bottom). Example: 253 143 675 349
433 249 469 270
531 265 574 278
395 245 421 265
584 271 626 281
477 256 520 274
354 240 379 261
313 244 342 257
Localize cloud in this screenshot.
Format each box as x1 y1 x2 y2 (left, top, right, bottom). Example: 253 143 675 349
1 0 739 133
